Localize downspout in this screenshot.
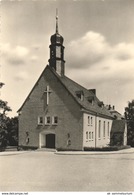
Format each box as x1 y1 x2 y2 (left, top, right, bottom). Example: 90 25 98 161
95 113 97 148
82 112 84 151
39 133 41 149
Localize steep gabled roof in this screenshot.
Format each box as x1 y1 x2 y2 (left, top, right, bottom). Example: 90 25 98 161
17 65 49 112
18 65 113 119
49 66 113 118
110 110 124 119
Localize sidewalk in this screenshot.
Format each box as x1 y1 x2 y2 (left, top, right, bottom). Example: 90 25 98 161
55 147 134 155
0 147 134 156
0 151 29 156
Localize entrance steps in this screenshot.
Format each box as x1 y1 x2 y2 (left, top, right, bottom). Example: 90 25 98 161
4 146 18 151
37 148 56 152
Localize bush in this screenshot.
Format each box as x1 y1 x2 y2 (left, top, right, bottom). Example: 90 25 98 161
84 145 130 151
17 145 38 151
56 147 80 151
0 147 5 152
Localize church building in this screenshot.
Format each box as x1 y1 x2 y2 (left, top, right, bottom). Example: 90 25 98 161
18 14 127 151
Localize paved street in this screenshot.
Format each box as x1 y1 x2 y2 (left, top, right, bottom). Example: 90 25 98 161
0 149 134 191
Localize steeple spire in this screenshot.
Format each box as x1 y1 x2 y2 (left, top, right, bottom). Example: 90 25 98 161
49 10 65 76
56 8 59 34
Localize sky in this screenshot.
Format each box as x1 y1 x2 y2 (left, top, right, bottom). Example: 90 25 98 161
1 0 134 117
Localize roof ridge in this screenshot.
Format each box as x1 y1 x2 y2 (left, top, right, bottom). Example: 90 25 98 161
52 69 113 118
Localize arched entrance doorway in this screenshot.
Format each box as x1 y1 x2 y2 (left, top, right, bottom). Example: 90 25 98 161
46 134 55 148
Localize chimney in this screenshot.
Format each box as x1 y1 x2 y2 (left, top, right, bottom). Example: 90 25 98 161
113 105 115 110
108 104 111 110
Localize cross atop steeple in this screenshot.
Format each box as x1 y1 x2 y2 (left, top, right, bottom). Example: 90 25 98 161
56 8 59 34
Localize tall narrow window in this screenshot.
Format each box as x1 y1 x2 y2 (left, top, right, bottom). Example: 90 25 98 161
108 122 110 137
103 121 105 138
86 131 88 140
91 117 93 126
38 116 43 125
98 120 101 139
45 116 51 125
92 132 94 140
89 132 91 140
88 116 90 125
52 116 58 125
87 116 93 126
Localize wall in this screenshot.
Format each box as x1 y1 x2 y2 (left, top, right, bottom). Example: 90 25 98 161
96 116 112 147
83 113 96 147
83 113 113 148
19 67 83 150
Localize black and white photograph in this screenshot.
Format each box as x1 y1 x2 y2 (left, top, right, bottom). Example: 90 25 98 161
0 0 134 193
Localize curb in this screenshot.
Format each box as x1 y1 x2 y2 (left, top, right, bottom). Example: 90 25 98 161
54 148 134 155
0 148 134 156
0 151 30 156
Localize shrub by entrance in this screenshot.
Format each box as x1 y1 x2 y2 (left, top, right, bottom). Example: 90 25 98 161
84 145 130 151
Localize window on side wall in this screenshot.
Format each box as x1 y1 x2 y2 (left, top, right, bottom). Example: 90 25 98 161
38 116 43 125
91 117 93 126
45 116 51 125
88 116 90 125
86 131 88 140
88 116 93 126
52 116 58 125
103 121 105 138
108 122 110 137
92 132 94 141
89 132 91 141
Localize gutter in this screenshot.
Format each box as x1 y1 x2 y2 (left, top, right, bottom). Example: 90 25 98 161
81 108 114 120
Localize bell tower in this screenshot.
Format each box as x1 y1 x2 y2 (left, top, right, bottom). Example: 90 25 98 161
48 9 65 76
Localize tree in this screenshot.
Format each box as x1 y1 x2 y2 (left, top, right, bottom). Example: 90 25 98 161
6 117 18 146
124 100 134 147
0 82 12 149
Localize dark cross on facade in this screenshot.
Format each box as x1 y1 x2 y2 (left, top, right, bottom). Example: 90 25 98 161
44 85 52 105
